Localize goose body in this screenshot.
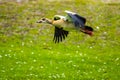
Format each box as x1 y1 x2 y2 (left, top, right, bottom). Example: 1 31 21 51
37 10 94 43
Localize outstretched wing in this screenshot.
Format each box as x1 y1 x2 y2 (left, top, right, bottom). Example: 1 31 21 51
53 27 69 43
65 10 86 28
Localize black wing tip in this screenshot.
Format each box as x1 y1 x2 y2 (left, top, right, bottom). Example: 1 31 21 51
53 27 69 43
85 26 94 31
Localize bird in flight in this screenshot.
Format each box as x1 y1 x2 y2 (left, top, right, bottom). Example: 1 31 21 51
37 10 94 43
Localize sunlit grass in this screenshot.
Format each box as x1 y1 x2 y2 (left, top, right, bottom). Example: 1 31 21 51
0 0 120 80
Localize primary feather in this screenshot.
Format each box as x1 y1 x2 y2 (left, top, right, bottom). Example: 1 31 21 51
65 10 86 28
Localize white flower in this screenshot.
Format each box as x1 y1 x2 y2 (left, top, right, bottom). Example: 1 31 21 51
9 50 12 52
30 40 33 43
68 60 72 63
82 59 85 62
76 51 79 53
103 62 106 65
103 32 107 35
11 45 14 47
48 75 52 78
31 52 34 55
40 66 44 69
79 53 83 56
61 73 65 78
0 55 2 58
33 59 37 62
92 65 95 68
96 26 100 30
23 61 27 64
1 70 5 72
89 46 93 49
115 58 119 61
29 66 34 70
77 45 80 48
10 68 13 71
22 42 25 46
5 54 8 57
52 75 57 78
21 50 24 53
56 74 60 78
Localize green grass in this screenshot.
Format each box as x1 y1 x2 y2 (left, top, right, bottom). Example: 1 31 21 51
0 0 120 80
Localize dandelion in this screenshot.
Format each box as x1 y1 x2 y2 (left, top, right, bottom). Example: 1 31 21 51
21 50 24 53
117 63 119 66
8 54 11 58
68 60 72 63
43 43 46 45
33 59 37 62
115 58 119 61
98 68 102 72
79 53 83 56
0 55 2 58
30 40 33 43
56 74 60 78
81 59 85 62
77 45 80 48
95 56 98 59
84 54 87 56
13 53 16 57
23 61 27 64
9 50 12 52
31 52 34 55
16 61 20 64
48 75 52 78
50 60 53 65
1 70 5 73
52 75 57 79
103 32 107 35
11 45 14 47
61 73 65 78
5 54 8 57
35 75 38 77
29 73 33 76
40 66 44 69
73 64 77 67
103 62 106 65
29 66 34 70
38 54 41 56
89 46 93 49
92 65 95 68
90 71 92 74
96 26 100 30
76 51 79 53
22 42 25 46
57 52 60 54
49 47 52 50
77 70 80 74
10 68 13 71
56 67 58 69
84 72 88 75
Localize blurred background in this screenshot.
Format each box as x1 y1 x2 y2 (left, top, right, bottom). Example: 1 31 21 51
0 0 120 80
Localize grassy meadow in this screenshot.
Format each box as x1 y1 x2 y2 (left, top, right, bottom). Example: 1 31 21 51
0 0 120 80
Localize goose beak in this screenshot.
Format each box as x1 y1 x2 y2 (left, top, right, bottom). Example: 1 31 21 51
36 20 42 23
36 18 46 23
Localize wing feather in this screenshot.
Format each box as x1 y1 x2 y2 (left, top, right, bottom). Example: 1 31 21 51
65 10 86 28
53 27 69 43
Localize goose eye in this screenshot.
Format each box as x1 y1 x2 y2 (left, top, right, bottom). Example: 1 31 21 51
42 18 46 20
